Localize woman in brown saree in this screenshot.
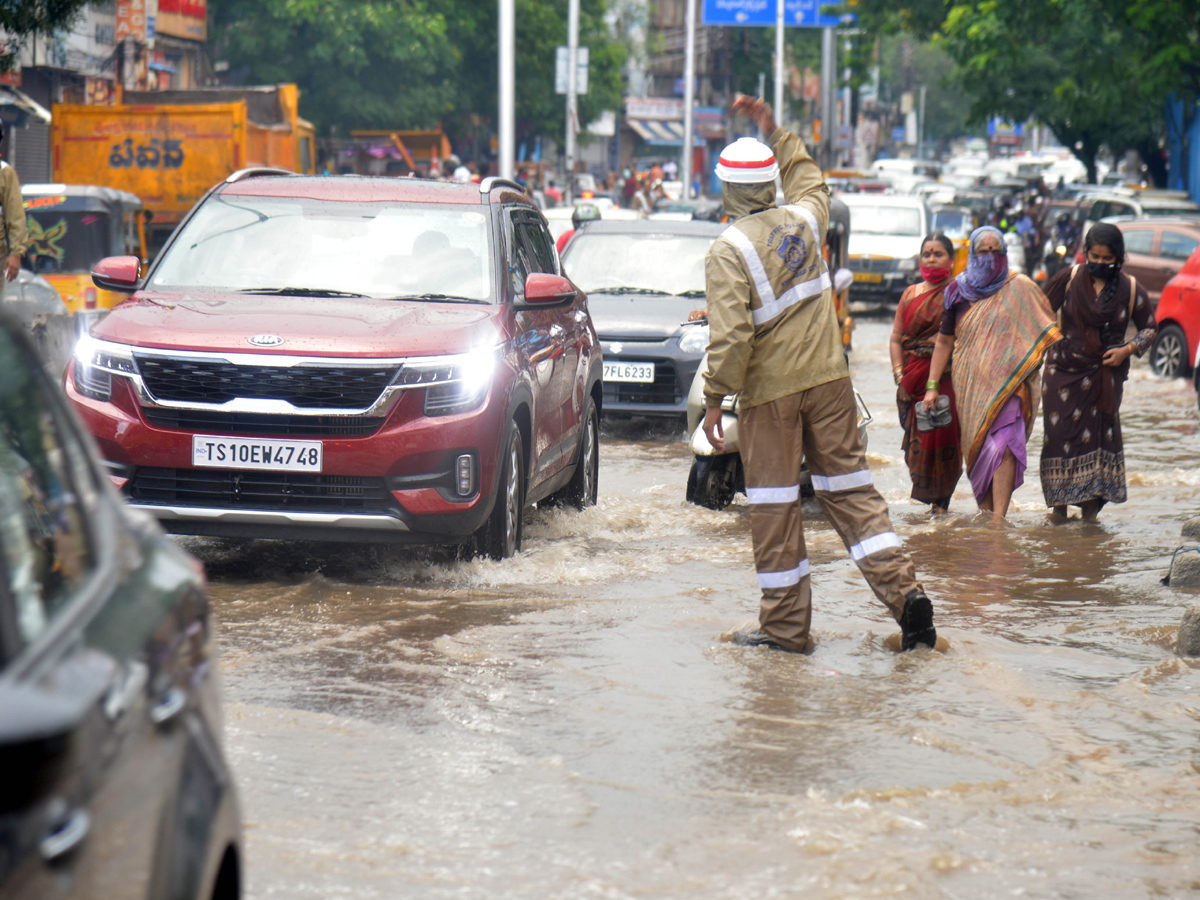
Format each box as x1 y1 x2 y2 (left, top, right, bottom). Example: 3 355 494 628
1040 223 1156 521
889 233 962 510
923 226 1061 521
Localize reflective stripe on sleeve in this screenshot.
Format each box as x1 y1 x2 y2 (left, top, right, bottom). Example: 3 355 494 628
810 469 873 492
849 532 902 561
757 558 810 589
784 203 823 243
746 484 800 504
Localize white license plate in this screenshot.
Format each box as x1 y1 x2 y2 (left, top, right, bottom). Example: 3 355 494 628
192 435 323 472
604 361 655 383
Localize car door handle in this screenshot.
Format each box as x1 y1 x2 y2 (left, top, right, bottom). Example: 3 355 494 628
40 808 91 862
149 686 187 726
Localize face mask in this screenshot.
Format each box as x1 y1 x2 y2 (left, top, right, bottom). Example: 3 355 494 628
920 263 953 284
1087 260 1119 280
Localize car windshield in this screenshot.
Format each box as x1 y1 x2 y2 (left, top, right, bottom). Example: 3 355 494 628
930 210 971 239
150 195 495 301
847 205 924 236
562 232 714 295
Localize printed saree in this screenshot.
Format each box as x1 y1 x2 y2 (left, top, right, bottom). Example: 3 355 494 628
897 282 962 505
953 273 1062 486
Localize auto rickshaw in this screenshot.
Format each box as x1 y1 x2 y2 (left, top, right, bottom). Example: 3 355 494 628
20 184 147 318
826 194 854 352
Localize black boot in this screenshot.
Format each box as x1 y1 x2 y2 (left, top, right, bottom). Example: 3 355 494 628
899 590 937 651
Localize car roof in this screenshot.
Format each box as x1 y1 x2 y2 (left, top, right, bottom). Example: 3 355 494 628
219 174 536 208
1110 216 1200 229
570 220 726 236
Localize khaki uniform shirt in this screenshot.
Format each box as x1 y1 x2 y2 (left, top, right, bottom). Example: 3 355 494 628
702 128 846 409
0 160 28 260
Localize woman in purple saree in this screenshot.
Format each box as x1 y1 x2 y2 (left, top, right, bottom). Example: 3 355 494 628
922 227 1062 521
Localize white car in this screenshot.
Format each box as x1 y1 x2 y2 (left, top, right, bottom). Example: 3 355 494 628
838 193 930 306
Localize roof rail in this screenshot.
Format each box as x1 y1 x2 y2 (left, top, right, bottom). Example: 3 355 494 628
478 177 525 194
225 167 295 184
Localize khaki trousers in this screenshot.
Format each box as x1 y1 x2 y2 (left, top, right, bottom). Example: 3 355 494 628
739 376 921 651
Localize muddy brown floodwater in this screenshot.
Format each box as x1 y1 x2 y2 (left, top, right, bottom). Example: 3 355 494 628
189 319 1200 899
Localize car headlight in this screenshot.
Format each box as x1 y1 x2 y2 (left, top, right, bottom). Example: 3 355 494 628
72 334 137 402
394 345 500 416
678 325 709 355
897 256 917 272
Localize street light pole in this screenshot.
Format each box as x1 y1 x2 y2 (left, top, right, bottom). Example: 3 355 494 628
820 26 835 169
682 0 697 199
499 0 515 180
774 0 785 130
566 0 579 201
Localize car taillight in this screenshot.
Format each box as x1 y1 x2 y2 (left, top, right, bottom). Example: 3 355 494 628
83 287 97 309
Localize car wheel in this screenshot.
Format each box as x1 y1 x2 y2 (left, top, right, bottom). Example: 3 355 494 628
477 421 525 560
686 455 737 510
555 397 599 509
1150 324 1189 379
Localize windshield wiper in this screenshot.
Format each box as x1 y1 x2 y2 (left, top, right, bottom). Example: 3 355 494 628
241 287 369 298
386 293 485 303
588 287 670 296
674 289 706 297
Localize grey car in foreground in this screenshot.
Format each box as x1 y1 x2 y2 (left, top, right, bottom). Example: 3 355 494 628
561 220 725 419
0 313 241 899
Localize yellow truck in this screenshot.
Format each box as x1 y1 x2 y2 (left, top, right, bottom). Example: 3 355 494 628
51 84 315 253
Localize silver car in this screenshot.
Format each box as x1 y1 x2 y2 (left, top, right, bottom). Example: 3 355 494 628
561 220 725 419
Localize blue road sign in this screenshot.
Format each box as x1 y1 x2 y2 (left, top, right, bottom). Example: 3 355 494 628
702 0 849 28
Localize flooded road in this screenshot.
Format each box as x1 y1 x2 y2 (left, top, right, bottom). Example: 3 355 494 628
193 318 1200 898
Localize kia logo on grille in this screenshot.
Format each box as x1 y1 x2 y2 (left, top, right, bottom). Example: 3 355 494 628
248 334 285 347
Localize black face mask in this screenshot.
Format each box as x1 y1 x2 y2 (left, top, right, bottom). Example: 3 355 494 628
1087 260 1119 280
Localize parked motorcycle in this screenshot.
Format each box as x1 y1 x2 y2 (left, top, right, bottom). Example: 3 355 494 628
684 351 872 510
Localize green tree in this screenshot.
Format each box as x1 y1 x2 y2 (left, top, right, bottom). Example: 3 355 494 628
207 0 458 134
0 0 92 72
208 0 627 155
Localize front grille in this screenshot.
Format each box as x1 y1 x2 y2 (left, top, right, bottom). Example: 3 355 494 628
143 408 383 438
603 360 682 406
850 257 897 273
135 356 395 408
128 467 392 511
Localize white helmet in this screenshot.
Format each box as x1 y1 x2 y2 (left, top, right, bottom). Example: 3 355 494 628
714 137 779 184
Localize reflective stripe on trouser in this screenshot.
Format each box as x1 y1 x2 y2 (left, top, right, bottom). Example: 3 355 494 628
739 376 920 649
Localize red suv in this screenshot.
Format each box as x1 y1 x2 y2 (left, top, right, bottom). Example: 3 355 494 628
67 171 601 558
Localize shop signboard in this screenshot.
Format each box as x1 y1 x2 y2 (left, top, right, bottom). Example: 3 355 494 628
157 0 207 41
116 0 147 42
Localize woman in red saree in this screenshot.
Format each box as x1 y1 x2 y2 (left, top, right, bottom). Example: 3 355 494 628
889 233 962 510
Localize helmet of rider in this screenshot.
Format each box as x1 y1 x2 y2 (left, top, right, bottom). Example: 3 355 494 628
572 202 602 230
1056 212 1070 226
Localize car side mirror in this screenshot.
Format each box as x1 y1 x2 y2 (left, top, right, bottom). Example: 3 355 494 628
92 256 141 293
520 273 577 307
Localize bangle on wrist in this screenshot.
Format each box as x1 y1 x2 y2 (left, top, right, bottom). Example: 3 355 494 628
926 379 939 391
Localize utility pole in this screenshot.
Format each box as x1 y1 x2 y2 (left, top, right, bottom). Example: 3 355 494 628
682 0 697 199
565 0 580 202
820 27 835 169
917 84 926 161
774 0 785 131
499 0 515 179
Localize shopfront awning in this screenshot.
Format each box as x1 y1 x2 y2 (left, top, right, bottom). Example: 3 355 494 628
627 118 698 146
0 87 52 128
